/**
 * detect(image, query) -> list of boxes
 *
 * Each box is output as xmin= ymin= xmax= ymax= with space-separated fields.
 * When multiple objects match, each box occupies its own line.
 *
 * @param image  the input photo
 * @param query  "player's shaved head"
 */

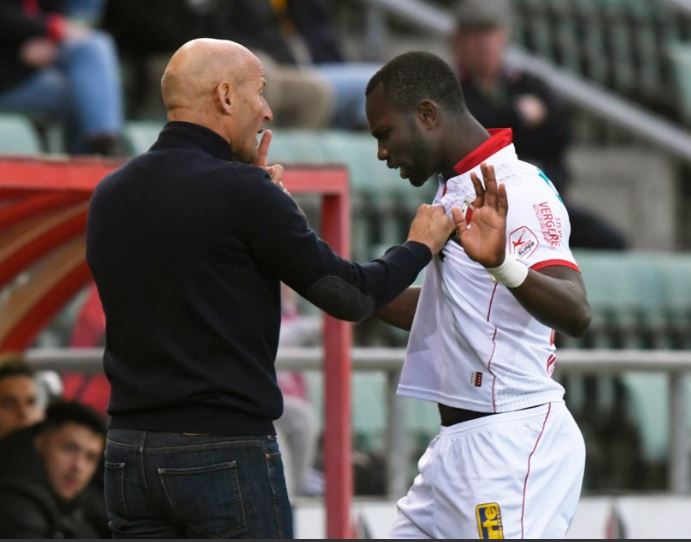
xmin=161 ymin=38 xmax=259 ymax=115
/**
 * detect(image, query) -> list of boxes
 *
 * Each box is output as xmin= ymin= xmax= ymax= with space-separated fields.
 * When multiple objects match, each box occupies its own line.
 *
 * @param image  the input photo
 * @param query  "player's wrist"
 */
xmin=486 ymin=255 xmax=529 ymax=288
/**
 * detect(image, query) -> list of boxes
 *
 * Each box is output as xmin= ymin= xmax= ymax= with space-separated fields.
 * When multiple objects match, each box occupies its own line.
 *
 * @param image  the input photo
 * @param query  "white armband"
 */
xmin=486 ymin=255 xmax=529 ymax=288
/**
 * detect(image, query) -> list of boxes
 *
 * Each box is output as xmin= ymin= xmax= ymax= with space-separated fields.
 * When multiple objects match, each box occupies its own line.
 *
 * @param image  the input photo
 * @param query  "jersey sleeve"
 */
xmin=504 ymin=182 xmax=579 ymax=272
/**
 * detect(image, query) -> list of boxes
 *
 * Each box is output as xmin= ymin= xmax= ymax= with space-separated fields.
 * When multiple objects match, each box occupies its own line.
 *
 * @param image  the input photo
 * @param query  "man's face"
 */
xmin=228 ymin=57 xmax=273 ymax=164
xmin=366 ymin=85 xmax=435 ymax=187
xmin=452 ymin=26 xmax=508 ymax=80
xmin=35 ymin=423 xmax=104 ymax=501
xmin=0 ymin=376 xmax=43 ymax=439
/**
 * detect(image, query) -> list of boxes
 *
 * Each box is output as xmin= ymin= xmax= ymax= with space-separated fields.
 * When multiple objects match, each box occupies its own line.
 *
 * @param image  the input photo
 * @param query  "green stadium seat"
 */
xmin=668 ymin=42 xmax=691 ymax=126
xmin=0 ymin=114 xmax=42 ymax=155
xmin=122 ymin=120 xmax=164 ymax=155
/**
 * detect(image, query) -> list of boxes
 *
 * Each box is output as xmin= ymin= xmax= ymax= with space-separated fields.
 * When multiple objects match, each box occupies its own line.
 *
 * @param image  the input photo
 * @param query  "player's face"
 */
xmin=366 ymin=85 xmax=436 ymax=187
xmin=227 ymin=58 xmax=273 ymax=164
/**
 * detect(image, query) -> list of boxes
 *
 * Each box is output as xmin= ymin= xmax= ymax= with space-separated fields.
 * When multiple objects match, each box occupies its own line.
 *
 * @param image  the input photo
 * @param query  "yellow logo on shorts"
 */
xmin=475 ymin=502 xmax=504 ymax=539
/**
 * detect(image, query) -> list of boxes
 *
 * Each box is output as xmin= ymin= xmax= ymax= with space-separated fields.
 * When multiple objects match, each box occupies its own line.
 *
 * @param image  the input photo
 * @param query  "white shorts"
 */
xmin=390 ymin=401 xmax=585 ymax=539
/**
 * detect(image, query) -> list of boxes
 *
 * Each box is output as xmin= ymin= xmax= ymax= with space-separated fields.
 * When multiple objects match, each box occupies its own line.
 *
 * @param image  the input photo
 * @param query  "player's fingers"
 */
xmin=470 ymin=172 xmax=485 ymax=208
xmin=482 ymin=163 xmax=497 ymax=209
xmin=255 ymin=129 xmax=272 ymax=168
xmin=497 ymin=183 xmax=509 ymax=218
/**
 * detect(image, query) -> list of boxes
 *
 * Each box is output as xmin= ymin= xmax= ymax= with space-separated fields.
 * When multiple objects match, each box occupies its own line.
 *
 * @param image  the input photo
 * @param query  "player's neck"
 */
xmin=440 ymin=114 xmax=489 ymax=178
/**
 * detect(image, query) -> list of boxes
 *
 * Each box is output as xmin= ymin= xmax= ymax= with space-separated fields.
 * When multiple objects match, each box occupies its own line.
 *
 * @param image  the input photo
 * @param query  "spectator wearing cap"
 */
xmin=451 ymin=0 xmax=627 ymax=249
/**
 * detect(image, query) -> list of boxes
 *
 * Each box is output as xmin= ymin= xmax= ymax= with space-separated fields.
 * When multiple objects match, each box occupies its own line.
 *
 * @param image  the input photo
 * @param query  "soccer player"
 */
xmin=366 ymin=51 xmax=591 ymax=539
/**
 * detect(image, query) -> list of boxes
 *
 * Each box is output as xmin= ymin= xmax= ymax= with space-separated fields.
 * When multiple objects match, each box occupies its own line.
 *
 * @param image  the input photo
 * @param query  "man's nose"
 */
xmin=264 ymin=102 xmax=274 ymax=123
xmin=16 ymin=404 xmax=31 ymax=421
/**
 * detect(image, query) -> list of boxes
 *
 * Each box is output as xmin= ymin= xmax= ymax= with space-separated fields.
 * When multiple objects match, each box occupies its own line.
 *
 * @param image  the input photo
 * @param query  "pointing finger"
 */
xmin=255 ymin=129 xmax=272 ymax=168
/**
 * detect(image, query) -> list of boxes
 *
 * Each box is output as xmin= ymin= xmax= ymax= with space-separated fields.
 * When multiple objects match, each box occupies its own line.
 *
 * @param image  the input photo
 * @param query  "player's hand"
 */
xmin=407 ymin=204 xmax=455 ymax=255
xmin=451 ymin=163 xmax=507 ymax=268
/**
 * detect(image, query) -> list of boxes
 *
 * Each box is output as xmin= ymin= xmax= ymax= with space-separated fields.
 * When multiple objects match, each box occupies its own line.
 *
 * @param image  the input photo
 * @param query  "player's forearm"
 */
xmin=510 ymin=267 xmax=590 ymax=337
xmin=375 ymin=286 xmax=421 ymax=331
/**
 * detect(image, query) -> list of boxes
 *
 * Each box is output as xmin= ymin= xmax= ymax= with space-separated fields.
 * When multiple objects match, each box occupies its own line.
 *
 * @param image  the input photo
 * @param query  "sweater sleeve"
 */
xmin=244 ymin=171 xmax=431 ymax=321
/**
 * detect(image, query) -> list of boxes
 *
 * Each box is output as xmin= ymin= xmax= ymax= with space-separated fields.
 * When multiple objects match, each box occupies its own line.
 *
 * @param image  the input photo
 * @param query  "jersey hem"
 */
xmin=396 ymin=385 xmax=565 ymax=412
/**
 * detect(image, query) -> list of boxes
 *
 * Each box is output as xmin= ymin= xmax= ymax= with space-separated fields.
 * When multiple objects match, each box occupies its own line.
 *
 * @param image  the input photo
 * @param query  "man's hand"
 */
xmin=407 ymin=204 xmax=455 ymax=255
xmin=515 ymin=94 xmax=547 ymax=127
xmin=63 ymin=20 xmax=89 ymax=42
xmin=20 ymin=38 xmax=58 ymax=67
xmin=255 ymin=129 xmax=291 ymax=196
xmin=451 ymin=163 xmax=507 ymax=268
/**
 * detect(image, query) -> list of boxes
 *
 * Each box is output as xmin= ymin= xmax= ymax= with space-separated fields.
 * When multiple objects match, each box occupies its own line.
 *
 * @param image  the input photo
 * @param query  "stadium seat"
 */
xmin=668 ymin=42 xmax=691 ymax=126
xmin=0 ymin=114 xmax=42 ymax=155
xmin=122 ymin=120 xmax=164 ymax=155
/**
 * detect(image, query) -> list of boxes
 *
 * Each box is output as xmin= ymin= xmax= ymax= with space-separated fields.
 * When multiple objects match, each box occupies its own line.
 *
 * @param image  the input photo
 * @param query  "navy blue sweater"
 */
xmin=86 ymin=121 xmax=431 ymax=435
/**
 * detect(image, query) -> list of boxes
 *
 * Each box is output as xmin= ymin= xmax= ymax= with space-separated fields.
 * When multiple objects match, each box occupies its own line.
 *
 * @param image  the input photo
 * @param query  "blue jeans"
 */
xmin=104 ymin=429 xmax=293 ymax=539
xmin=316 ymin=62 xmax=380 ymax=129
xmin=64 ymin=0 xmax=107 ymax=24
xmin=0 ymin=30 xmax=122 ymax=151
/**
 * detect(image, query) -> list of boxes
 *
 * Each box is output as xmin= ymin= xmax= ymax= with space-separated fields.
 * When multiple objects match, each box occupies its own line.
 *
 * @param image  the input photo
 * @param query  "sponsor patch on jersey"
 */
xmin=471 ymin=371 xmax=483 ymax=387
xmin=533 ymin=201 xmax=563 ymax=247
xmin=476 ymin=502 xmax=504 ymax=539
xmin=508 ymin=226 xmax=538 ymax=260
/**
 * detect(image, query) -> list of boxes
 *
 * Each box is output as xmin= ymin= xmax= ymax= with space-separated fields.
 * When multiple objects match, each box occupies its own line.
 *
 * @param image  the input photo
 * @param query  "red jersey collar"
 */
xmin=453 ymin=128 xmax=513 ymax=176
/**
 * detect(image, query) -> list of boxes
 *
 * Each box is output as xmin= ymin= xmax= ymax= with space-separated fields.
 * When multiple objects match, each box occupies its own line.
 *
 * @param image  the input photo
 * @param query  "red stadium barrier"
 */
xmin=0 ymin=156 xmax=353 ymax=538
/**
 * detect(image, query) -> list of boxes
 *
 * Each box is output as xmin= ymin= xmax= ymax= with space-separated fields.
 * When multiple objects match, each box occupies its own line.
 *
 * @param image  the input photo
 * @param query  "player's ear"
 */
xmin=417 ymin=99 xmax=438 ymax=129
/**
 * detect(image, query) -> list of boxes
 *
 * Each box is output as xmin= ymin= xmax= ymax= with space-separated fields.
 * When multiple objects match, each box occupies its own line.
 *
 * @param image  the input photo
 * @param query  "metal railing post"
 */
xmin=385 ymin=368 xmax=409 ymax=499
xmin=669 ymin=371 xmax=689 ymax=493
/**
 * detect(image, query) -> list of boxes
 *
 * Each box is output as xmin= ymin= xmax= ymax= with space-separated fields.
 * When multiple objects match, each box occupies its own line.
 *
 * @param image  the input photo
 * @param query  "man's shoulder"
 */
xmin=0 ymin=476 xmax=56 ymax=538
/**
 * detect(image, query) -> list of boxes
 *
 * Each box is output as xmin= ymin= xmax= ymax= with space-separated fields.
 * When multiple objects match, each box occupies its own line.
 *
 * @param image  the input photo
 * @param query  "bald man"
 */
xmin=87 ymin=39 xmax=453 ymax=538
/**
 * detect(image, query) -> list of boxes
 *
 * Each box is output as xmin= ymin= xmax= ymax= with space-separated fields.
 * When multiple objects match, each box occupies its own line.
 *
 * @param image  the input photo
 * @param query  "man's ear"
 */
xmin=216 ymin=81 xmax=233 ymax=114
xmin=417 ymin=99 xmax=438 ymax=129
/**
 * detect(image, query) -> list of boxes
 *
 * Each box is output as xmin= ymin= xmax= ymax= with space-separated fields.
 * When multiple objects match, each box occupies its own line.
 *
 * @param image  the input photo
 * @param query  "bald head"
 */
xmin=161 ymin=39 xmax=259 ymax=114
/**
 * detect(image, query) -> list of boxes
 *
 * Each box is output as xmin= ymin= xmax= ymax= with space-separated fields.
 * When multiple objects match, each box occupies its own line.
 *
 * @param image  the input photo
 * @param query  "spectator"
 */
xmin=0 ymin=401 xmax=107 ymax=538
xmin=0 ymin=0 xmax=124 ymax=155
xmin=276 ymin=284 xmax=321 ymax=498
xmin=451 ymin=0 xmax=627 ymax=249
xmin=222 ymin=0 xmax=378 ymax=129
xmin=0 ymin=356 xmax=44 ymax=440
xmin=102 ymin=0 xmax=333 ymax=127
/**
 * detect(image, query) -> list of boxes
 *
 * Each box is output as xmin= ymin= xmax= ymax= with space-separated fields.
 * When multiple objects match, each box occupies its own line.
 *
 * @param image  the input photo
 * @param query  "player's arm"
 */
xmin=502 ymin=264 xmax=589 ymax=337
xmin=375 ymin=286 xmax=421 ymax=331
xmin=452 ymin=163 xmax=590 ymax=337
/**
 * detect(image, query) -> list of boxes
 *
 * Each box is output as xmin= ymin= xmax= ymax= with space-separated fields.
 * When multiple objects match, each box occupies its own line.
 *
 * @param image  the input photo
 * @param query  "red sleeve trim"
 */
xmin=46 ymin=14 xmax=65 ymax=42
xmin=530 ymin=259 xmax=580 ymax=272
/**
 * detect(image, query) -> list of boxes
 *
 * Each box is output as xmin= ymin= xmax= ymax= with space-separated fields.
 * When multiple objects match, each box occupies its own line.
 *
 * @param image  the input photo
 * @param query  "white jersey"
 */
xmin=398 ymin=129 xmax=579 ymax=412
